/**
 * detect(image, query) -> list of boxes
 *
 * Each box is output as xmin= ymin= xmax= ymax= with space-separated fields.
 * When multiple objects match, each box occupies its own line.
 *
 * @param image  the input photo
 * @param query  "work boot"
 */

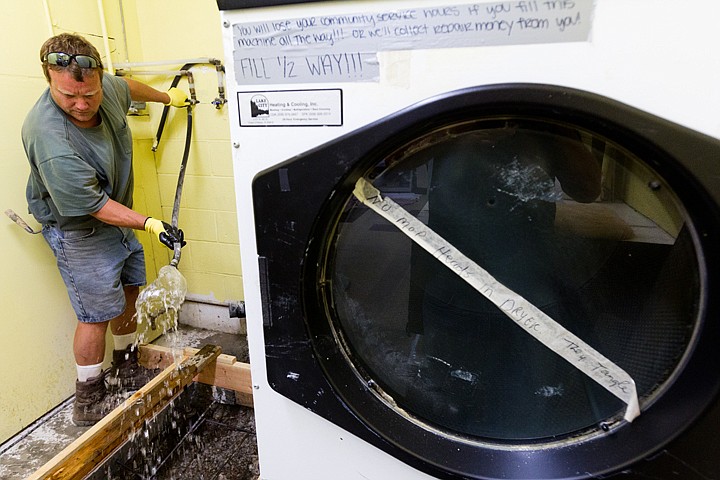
xmin=108 ymin=346 xmax=161 ymax=392
xmin=72 ymin=374 xmax=117 ymax=426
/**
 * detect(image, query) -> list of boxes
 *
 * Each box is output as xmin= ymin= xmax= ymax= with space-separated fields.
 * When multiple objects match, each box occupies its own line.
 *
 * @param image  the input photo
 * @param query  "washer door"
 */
xmin=253 ymin=84 xmax=720 ymax=479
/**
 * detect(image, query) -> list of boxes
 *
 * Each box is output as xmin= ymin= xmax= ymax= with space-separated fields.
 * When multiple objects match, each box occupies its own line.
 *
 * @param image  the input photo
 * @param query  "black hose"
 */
xmin=152 ymin=63 xmax=196 ymax=152
xmin=170 ymin=104 xmax=193 ymax=267
xmin=151 ymin=63 xmax=196 ymax=266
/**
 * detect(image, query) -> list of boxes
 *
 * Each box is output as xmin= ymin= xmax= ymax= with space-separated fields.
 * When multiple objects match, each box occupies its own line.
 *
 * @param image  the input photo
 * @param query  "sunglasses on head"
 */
xmin=43 ymin=52 xmax=101 ymax=69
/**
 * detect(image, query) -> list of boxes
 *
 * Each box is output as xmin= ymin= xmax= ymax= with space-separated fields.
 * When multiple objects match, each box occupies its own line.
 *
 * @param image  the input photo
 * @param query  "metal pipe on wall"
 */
xmin=41 ymin=0 xmax=54 ymax=37
xmin=115 ymin=69 xmax=192 ymax=77
xmin=115 ymin=61 xmax=226 ymax=109
xmin=114 ymin=69 xmax=198 ymax=104
xmin=114 ymin=58 xmax=221 ymax=68
xmin=97 ymin=0 xmax=113 ymax=72
xmin=117 ymin=0 xmax=130 ymax=64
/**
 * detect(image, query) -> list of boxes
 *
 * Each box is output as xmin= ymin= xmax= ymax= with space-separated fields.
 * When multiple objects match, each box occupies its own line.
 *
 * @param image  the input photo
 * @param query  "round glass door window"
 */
xmin=325 ymin=119 xmax=699 ymax=442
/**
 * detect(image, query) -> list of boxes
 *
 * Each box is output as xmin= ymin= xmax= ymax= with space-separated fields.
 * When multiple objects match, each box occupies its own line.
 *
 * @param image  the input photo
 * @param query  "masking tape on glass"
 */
xmin=353 ymin=177 xmax=640 ymax=422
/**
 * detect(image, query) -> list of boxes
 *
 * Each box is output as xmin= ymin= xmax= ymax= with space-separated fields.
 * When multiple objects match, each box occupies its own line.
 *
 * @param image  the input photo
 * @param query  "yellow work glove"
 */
xmin=144 ymin=217 xmax=186 ymax=250
xmin=165 ymin=87 xmax=189 ymax=107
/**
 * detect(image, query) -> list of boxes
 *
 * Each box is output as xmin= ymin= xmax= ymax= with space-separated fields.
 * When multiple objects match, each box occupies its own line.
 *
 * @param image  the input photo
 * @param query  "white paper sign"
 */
xmin=231 ymin=0 xmax=595 ymax=84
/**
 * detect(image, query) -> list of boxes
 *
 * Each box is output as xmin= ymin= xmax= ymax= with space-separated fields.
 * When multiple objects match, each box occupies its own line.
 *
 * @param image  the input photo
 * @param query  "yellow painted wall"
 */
xmin=0 ymin=0 xmax=239 ymax=444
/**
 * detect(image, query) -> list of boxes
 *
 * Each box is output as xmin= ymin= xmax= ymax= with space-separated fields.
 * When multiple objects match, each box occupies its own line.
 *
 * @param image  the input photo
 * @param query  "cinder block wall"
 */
xmin=125 ymin=0 xmax=242 ymax=303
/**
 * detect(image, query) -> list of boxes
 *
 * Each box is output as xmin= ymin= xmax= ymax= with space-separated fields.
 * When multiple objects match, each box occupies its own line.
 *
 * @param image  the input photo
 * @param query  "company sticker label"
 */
xmin=237 ymin=89 xmax=343 ymax=127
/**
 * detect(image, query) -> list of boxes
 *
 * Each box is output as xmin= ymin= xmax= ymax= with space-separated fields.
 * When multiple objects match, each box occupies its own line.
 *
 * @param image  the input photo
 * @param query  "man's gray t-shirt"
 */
xmin=22 ymin=74 xmax=133 ymax=230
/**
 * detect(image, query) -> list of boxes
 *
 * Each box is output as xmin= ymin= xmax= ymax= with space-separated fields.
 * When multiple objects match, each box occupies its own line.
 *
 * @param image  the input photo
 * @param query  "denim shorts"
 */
xmin=42 ymin=224 xmax=146 ymax=323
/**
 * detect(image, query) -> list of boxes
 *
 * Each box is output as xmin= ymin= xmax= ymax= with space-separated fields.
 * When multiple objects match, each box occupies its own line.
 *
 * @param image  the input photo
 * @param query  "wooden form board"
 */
xmin=28 ymin=345 xmax=222 ymax=480
xmin=138 ymin=343 xmax=253 ymax=405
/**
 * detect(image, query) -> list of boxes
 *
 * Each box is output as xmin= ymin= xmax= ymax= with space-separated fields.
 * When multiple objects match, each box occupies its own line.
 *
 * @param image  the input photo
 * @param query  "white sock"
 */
xmin=76 ymin=363 xmax=103 ymax=382
xmin=113 ymin=332 xmax=136 ymax=351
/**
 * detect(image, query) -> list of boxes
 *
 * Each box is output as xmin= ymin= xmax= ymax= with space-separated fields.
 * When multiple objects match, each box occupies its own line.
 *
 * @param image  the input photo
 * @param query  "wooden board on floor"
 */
xmin=28 ymin=345 xmax=222 ymax=480
xmin=138 ymin=343 xmax=253 ymax=406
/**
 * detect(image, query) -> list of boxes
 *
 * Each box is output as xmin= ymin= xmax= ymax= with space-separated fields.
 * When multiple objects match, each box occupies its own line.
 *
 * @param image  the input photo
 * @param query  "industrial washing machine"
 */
xmin=218 ymin=0 xmax=720 ymax=478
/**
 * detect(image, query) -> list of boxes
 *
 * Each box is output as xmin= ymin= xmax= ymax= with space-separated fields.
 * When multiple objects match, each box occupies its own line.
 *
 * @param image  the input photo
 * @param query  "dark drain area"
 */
xmin=90 ymin=382 xmax=259 ymax=480
xmin=0 ymin=328 xmax=257 ymax=480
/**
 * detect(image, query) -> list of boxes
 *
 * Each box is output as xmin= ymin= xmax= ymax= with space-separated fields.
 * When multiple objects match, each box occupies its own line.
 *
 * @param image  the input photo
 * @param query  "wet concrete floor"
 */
xmin=0 ymin=326 xmax=258 ymax=480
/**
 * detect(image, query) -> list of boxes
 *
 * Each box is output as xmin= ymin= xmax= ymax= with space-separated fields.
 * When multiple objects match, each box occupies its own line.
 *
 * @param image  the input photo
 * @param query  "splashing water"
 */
xmin=135 ymin=265 xmax=188 ymax=337
xmin=110 ymin=266 xmax=190 ymax=477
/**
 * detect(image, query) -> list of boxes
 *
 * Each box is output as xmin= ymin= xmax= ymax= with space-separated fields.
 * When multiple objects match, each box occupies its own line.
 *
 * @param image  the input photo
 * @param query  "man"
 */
xmin=22 ymin=33 xmax=189 ymax=426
